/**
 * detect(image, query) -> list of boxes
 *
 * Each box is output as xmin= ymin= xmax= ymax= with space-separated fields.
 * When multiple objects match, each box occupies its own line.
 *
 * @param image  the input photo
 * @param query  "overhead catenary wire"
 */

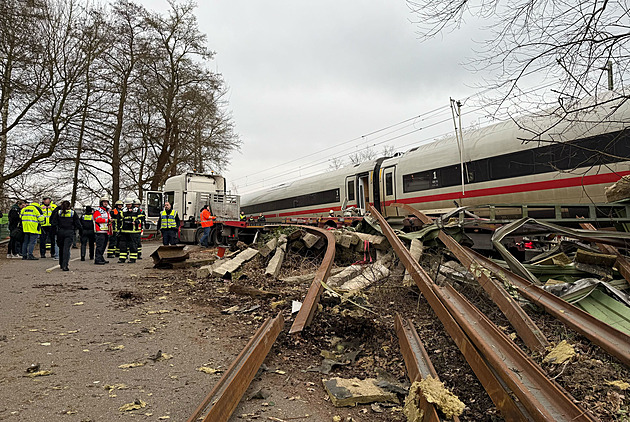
xmin=237 ymin=81 xmax=562 ymax=192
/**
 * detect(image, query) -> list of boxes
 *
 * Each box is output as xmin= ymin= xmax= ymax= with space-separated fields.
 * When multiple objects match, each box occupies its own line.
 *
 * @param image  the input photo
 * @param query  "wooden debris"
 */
xmin=535 ymin=252 xmax=572 ymax=266
xmin=229 ymin=284 xmax=280 ymax=297
xmin=574 ymin=249 xmax=617 ymax=267
xmin=212 ymin=248 xmax=259 ymax=277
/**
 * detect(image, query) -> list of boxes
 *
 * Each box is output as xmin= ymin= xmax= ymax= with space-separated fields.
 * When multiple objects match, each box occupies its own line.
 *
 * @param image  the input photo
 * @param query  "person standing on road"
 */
xmin=118 ymin=198 xmax=140 ymax=263
xmin=132 ymin=198 xmax=145 ymax=259
xmin=199 ymin=205 xmax=216 ymax=247
xmin=108 ymin=200 xmax=123 ymax=258
xmin=79 ymin=206 xmax=95 ymax=261
xmin=20 ymin=200 xmax=45 ymax=260
xmin=157 ymin=201 xmax=180 ymax=245
xmin=51 ymin=200 xmax=81 ymax=271
xmin=7 ymin=200 xmax=23 ymax=258
xmin=93 ymin=196 xmax=111 ymax=265
xmin=39 ymin=196 xmax=58 ymax=258
xmin=7 ymin=200 xmax=25 ymax=258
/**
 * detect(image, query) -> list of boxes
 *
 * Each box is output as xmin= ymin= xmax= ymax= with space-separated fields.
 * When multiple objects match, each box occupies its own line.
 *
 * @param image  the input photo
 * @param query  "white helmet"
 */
xmin=124 ymin=197 xmax=134 ymax=205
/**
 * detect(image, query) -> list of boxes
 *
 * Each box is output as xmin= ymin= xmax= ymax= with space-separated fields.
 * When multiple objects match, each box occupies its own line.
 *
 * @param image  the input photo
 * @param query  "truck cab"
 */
xmin=145 ymin=172 xmax=240 ymax=244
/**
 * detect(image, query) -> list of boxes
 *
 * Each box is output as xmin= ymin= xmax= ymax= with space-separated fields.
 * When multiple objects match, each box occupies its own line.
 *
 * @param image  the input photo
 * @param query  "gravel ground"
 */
xmin=0 ymin=241 xmax=342 ymax=422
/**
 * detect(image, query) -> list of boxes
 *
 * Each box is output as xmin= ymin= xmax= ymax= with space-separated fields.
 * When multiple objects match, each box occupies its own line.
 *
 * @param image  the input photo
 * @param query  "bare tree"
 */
xmin=407 ymin=0 xmax=630 ymax=118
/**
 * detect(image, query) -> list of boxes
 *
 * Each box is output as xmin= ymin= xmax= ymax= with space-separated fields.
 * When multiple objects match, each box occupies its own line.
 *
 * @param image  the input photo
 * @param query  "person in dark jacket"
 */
xmin=51 ymin=201 xmax=81 ymax=271
xmin=7 ymin=200 xmax=25 ymax=258
xmin=79 ymin=206 xmax=95 ymax=261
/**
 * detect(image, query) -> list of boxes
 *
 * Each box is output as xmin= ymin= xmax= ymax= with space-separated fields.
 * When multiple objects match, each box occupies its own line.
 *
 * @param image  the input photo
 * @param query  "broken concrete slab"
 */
xmin=212 ymin=248 xmax=259 ymax=277
xmin=328 ymin=265 xmax=366 ymax=288
xmin=353 ymin=232 xmax=389 ymax=250
xmin=322 ymin=377 xmax=399 ymax=407
xmin=302 ymin=233 xmax=320 ymax=248
xmin=280 ymin=268 xmax=344 ymax=284
xmin=403 ymin=239 xmax=424 ymax=286
xmin=265 ymin=241 xmax=286 ymax=279
xmin=196 ymin=259 xmax=227 ymax=278
xmin=339 ymin=262 xmax=390 ymax=292
xmin=259 ymin=237 xmax=278 ymax=258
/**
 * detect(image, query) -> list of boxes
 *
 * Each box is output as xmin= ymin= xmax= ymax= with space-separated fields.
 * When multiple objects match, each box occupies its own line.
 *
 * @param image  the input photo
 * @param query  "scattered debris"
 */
xmin=417 ymin=376 xmax=465 ymax=419
xmin=197 ymin=366 xmax=222 ymax=374
xmin=118 ymin=399 xmax=147 ymax=412
xmin=322 ymin=377 xmax=399 ymax=407
xmin=544 ymin=340 xmax=577 ymax=364
xmin=118 ymin=362 xmax=145 ymax=369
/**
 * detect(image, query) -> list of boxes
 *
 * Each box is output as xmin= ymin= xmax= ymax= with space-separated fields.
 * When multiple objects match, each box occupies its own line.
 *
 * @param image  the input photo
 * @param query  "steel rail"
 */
xmin=187 ymin=311 xmax=285 ymax=422
xmin=392 ymin=203 xmax=549 ymax=352
xmin=372 ymin=204 xmax=597 ymax=421
xmin=367 ymin=204 xmax=529 ymax=421
xmin=395 ymin=314 xmax=460 ymax=422
xmin=580 ymin=222 xmax=630 ymax=283
xmin=438 ymin=282 xmax=595 ymax=421
xmin=466 ymin=246 xmax=630 ymax=367
xmin=288 ymin=225 xmax=336 ymax=334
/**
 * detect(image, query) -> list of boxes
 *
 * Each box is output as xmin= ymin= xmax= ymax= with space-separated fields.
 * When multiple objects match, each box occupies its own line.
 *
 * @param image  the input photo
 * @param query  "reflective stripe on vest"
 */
xmin=20 ymin=204 xmax=43 ymax=234
xmin=160 ymin=210 xmax=177 ymax=229
xmin=83 ymin=215 xmax=93 ymax=221
xmin=41 ymin=203 xmax=57 ymax=226
xmin=59 ymin=210 xmax=74 ymax=218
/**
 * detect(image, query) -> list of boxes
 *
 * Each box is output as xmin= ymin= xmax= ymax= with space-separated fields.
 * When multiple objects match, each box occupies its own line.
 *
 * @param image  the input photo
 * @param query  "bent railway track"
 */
xmin=369 ymin=203 xmax=596 ymax=421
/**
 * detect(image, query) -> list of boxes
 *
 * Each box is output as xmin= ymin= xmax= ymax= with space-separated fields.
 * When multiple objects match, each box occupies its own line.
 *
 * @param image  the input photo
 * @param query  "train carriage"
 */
xmin=242 ymin=94 xmax=630 ymax=220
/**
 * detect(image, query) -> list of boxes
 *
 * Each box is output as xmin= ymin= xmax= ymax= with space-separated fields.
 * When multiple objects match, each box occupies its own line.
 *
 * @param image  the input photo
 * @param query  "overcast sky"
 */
xmin=138 ymin=1 xmax=493 ymax=194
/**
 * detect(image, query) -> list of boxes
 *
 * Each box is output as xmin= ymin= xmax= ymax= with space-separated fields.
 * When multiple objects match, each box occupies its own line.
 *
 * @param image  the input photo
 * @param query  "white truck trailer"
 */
xmin=144 ymin=172 xmax=241 ymax=245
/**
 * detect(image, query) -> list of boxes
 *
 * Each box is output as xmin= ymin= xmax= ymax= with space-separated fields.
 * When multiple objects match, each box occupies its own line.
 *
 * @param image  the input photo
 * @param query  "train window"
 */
xmin=385 ymin=173 xmax=393 ymax=196
xmin=490 ymin=150 xmax=535 ymax=179
xmin=440 ymin=165 xmax=461 ymax=188
xmin=347 ymin=180 xmax=355 ymax=201
xmin=403 ymin=170 xmax=436 ymax=193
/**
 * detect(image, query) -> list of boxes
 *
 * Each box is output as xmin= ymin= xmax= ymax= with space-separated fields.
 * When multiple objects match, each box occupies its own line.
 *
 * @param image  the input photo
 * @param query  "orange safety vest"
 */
xmin=200 ymin=209 xmax=216 ymax=228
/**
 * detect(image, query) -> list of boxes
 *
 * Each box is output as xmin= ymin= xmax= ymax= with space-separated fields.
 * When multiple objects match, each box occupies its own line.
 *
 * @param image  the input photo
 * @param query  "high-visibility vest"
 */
xmin=20 ymin=203 xmax=44 ymax=234
xmin=200 ymin=209 xmax=215 ymax=227
xmin=83 ymin=214 xmax=93 ymax=221
xmin=160 ymin=210 xmax=178 ymax=229
xmin=40 ymin=202 xmax=57 ymax=227
xmin=93 ymin=207 xmax=111 ymax=233
xmin=59 ymin=210 xmax=74 ymax=218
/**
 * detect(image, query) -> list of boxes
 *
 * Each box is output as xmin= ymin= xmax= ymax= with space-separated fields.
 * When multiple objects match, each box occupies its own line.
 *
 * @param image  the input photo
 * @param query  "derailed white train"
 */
xmin=242 ymin=95 xmax=630 ymax=219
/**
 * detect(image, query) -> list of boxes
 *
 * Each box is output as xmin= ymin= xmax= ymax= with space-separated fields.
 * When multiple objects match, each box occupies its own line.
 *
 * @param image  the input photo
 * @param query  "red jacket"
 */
xmin=200 ymin=209 xmax=216 ymax=228
xmin=93 ymin=206 xmax=112 ymax=234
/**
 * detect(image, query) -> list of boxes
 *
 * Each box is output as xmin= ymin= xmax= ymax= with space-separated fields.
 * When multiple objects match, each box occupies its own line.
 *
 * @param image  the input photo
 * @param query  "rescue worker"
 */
xmin=258 ymin=213 xmax=266 ymax=223
xmin=20 ymin=200 xmax=45 ymax=260
xmin=199 ymin=205 xmax=216 ymax=247
xmin=239 ymin=210 xmax=246 ymax=221
xmin=108 ymin=200 xmax=124 ymax=258
xmin=119 ymin=198 xmax=140 ymax=263
xmin=132 ymin=198 xmax=145 ymax=259
xmin=157 ymin=201 xmax=180 ymax=245
xmin=79 ymin=206 xmax=95 ymax=261
xmin=93 ymin=196 xmax=111 ymax=265
xmin=7 ymin=200 xmax=25 ymax=258
xmin=51 ymin=200 xmax=81 ymax=271
xmin=39 ymin=196 xmax=58 ymax=258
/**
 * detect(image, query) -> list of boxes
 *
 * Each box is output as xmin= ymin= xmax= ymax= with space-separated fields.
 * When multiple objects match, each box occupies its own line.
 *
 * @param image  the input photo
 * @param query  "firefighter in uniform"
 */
xmin=21 ymin=200 xmax=45 ymax=260
xmin=79 ymin=206 xmax=95 ymax=261
xmin=39 ymin=196 xmax=58 ymax=258
xmin=132 ymin=198 xmax=145 ymax=259
xmin=51 ymin=200 xmax=81 ymax=271
xmin=119 ymin=198 xmax=140 ymax=263
xmin=108 ymin=200 xmax=124 ymax=257
xmin=157 ymin=201 xmax=180 ymax=245
xmin=93 ymin=196 xmax=111 ymax=265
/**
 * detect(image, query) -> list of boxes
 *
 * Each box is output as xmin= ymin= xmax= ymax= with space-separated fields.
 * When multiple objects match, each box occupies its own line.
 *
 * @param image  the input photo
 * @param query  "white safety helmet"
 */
xmin=99 ymin=196 xmax=110 ymax=206
xmin=124 ymin=197 xmax=134 ymax=205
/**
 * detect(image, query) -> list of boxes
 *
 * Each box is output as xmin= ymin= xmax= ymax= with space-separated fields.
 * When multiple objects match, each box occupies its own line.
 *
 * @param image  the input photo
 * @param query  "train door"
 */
xmin=345 ymin=176 xmax=357 ymax=211
xmin=357 ymin=173 xmax=369 ymax=214
xmin=381 ymin=166 xmax=398 ymax=216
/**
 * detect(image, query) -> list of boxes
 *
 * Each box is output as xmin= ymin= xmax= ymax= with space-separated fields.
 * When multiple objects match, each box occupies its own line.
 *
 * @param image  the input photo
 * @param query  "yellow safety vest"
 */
xmin=160 ymin=210 xmax=178 ymax=229
xmin=41 ymin=202 xmax=57 ymax=227
xmin=20 ymin=203 xmax=44 ymax=234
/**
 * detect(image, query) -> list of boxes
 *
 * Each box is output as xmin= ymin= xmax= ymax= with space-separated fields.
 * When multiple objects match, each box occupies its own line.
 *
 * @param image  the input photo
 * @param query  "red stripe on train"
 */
xmin=275 ymin=171 xmax=630 ymax=217
xmin=382 ymin=171 xmax=630 ymax=207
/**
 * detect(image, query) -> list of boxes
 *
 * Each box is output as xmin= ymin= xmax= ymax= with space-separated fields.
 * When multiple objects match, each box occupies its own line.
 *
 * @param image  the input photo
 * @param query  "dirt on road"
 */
xmin=0 ymin=241 xmax=355 ymax=422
